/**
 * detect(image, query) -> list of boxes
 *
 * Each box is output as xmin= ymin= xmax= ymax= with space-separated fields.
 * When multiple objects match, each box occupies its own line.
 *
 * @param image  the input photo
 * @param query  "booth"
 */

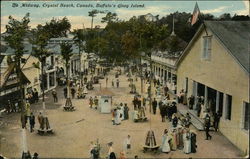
xmin=95 ymin=88 xmax=114 ymax=114
xmin=99 ymin=95 xmax=112 ymax=113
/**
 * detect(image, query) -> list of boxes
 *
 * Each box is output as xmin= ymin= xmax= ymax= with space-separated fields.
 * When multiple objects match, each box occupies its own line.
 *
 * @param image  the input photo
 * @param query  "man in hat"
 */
xmin=204 ymin=114 xmax=212 ymax=140
xmin=29 ymin=112 xmax=35 ymax=132
xmin=152 ymin=98 xmax=157 ymax=115
xmin=52 ymin=89 xmax=58 ymax=103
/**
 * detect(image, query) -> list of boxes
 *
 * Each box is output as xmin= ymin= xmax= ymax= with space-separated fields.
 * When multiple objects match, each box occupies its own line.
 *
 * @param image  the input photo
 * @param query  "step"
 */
xmin=178 ymin=107 xmax=205 ymax=131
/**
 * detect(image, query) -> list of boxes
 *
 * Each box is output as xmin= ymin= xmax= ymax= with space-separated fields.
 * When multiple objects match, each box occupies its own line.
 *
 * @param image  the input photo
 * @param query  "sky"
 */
xmin=1 ymin=0 xmax=249 ymax=33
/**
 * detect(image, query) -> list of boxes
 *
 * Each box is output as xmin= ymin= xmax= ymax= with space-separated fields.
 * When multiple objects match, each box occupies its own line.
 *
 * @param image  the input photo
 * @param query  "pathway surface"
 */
xmin=0 ymin=68 xmax=243 ymax=158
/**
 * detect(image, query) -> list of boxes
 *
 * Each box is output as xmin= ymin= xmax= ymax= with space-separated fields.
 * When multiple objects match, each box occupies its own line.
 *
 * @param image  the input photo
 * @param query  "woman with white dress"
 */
xmin=120 ymin=104 xmax=125 ymax=121
xmin=114 ymin=109 xmax=121 ymax=125
xmin=183 ymin=128 xmax=191 ymax=154
xmin=161 ymin=129 xmax=171 ymax=153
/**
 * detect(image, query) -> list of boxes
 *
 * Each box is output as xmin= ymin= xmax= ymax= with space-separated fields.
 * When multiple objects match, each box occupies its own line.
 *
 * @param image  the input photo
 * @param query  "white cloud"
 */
xmin=232 ymin=0 xmax=249 ymax=15
xmin=0 ymin=15 xmax=107 ymax=33
xmin=116 ymin=6 xmax=171 ymax=20
xmin=202 ymin=6 xmax=231 ymax=14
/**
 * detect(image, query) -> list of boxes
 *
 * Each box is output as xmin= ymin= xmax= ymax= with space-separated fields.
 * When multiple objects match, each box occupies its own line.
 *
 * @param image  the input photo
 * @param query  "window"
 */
xmin=224 ymin=94 xmax=232 ymax=120
xmin=243 ymin=102 xmax=249 ymax=130
xmin=202 ymin=36 xmax=212 ymax=60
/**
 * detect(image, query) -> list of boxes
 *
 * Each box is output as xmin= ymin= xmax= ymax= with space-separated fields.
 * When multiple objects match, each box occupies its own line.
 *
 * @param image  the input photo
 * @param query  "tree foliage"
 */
xmin=4 ymin=13 xmax=30 ymax=59
xmin=101 ymin=12 xmax=118 ymax=23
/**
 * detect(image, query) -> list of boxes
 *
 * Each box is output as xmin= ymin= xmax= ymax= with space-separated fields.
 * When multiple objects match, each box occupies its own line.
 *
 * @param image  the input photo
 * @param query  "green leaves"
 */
xmin=4 ymin=13 xmax=30 ymax=58
xmin=101 ymin=12 xmax=118 ymax=23
xmin=60 ymin=42 xmax=73 ymax=66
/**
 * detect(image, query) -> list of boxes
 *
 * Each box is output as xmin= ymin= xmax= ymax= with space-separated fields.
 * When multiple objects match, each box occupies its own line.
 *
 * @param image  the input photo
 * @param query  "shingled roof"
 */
xmin=205 ymin=21 xmax=250 ymax=73
xmin=177 ymin=21 xmax=250 ymax=73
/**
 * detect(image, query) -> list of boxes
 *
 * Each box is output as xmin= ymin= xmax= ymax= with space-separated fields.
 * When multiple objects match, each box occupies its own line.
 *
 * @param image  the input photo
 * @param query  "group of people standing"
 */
xmin=89 ymin=96 xmax=99 ymax=109
xmin=161 ymin=127 xmax=197 ymax=154
xmin=112 ymin=103 xmax=129 ymax=125
xmin=152 ymin=97 xmax=178 ymax=122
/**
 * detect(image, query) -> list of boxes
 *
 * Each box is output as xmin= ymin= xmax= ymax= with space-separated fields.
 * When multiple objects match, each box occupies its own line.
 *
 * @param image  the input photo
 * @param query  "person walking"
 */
xmin=21 ymin=113 xmax=27 ymax=129
xmin=52 ymin=89 xmax=58 ymax=103
xmin=159 ymin=101 xmax=166 ymax=122
xmin=34 ymin=88 xmax=39 ymax=103
xmin=29 ymin=112 xmax=35 ymax=132
xmin=25 ymin=100 xmax=31 ymax=121
xmin=124 ymin=135 xmax=131 ymax=154
xmin=89 ymin=97 xmax=93 ymax=108
xmin=116 ymin=78 xmax=120 ymax=88
xmin=63 ymin=87 xmax=67 ymax=99
xmin=71 ymin=87 xmax=76 ymax=99
xmin=152 ymin=98 xmax=157 ymax=115
xmin=204 ymin=114 xmax=212 ymax=140
xmin=124 ymin=103 xmax=129 ymax=120
xmin=94 ymin=96 xmax=99 ymax=109
xmin=37 ymin=112 xmax=43 ymax=129
xmin=106 ymin=77 xmax=108 ymax=88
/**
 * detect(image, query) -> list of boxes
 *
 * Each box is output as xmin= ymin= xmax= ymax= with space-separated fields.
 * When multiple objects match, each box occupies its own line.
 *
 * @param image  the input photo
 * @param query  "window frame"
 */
xmin=242 ymin=101 xmax=250 ymax=131
xmin=201 ymin=35 xmax=212 ymax=60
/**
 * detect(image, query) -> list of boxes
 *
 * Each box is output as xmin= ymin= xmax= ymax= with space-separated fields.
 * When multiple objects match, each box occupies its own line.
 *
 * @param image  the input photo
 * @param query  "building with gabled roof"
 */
xmin=176 ymin=21 xmax=249 ymax=154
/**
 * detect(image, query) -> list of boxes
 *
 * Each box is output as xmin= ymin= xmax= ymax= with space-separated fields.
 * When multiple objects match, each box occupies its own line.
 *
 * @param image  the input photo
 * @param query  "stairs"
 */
xmin=177 ymin=105 xmax=205 ymax=131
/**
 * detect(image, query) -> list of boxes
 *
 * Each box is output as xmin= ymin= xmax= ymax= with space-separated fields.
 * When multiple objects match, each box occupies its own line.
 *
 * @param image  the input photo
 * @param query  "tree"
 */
xmin=4 ymin=13 xmax=30 ymax=114
xmin=30 ymin=27 xmax=51 ymax=112
xmin=101 ymin=12 xmax=118 ymax=24
xmin=121 ymin=31 xmax=140 ymax=59
xmin=72 ymin=29 xmax=85 ymax=85
xmin=43 ymin=17 xmax=71 ymax=37
xmin=60 ymin=42 xmax=73 ymax=100
xmin=88 ymin=10 xmax=99 ymax=29
xmin=219 ymin=13 xmax=231 ymax=20
xmin=30 ymin=17 xmax=71 ymax=114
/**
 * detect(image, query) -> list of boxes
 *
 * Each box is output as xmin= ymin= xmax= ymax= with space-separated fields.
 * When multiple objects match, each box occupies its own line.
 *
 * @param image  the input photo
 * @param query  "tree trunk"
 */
xmin=91 ymin=17 xmax=94 ymax=30
xmin=66 ymin=61 xmax=70 ymax=98
xmin=41 ymin=59 xmax=46 ymax=114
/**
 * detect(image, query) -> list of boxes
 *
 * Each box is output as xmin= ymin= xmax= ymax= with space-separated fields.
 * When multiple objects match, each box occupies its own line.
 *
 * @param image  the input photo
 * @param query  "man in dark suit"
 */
xmin=152 ymin=98 xmax=157 ymax=114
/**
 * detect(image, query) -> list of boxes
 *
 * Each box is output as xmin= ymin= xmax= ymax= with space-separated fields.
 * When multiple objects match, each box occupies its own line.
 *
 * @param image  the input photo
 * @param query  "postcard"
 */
xmin=0 ymin=0 xmax=249 ymax=158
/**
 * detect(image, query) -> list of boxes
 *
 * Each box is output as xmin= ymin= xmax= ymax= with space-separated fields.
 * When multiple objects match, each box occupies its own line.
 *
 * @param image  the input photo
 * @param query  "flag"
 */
xmin=191 ymin=2 xmax=200 ymax=25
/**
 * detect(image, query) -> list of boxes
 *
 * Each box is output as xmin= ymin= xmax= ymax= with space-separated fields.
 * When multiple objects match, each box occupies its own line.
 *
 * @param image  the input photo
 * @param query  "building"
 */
xmin=0 ymin=33 xmax=57 ymax=99
xmin=149 ymin=33 xmax=187 ymax=93
xmin=176 ymin=21 xmax=249 ymax=154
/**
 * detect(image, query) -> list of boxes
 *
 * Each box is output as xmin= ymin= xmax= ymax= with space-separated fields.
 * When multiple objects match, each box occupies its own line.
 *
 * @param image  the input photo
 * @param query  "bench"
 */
xmin=143 ymin=145 xmax=160 ymax=153
xmin=63 ymin=106 xmax=75 ymax=111
xmin=38 ymin=128 xmax=53 ymax=135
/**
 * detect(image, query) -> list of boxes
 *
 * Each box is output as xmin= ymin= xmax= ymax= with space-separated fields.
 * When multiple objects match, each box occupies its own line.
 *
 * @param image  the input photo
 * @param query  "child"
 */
xmin=124 ymin=135 xmax=131 ymax=154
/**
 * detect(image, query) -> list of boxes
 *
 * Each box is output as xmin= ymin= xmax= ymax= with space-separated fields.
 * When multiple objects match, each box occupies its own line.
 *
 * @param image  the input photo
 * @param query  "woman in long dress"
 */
xmin=170 ymin=129 xmax=177 ymax=151
xmin=183 ymin=128 xmax=191 ymax=154
xmin=120 ymin=104 xmax=125 ymax=121
xmin=114 ymin=109 xmax=121 ymax=125
xmin=161 ymin=129 xmax=171 ymax=153
xmin=200 ymin=103 xmax=206 ymax=119
xmin=177 ymin=127 xmax=184 ymax=150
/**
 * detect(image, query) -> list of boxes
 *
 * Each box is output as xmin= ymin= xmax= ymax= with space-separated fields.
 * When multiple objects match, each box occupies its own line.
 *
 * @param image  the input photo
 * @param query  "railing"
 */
xmin=151 ymin=55 xmax=177 ymax=66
